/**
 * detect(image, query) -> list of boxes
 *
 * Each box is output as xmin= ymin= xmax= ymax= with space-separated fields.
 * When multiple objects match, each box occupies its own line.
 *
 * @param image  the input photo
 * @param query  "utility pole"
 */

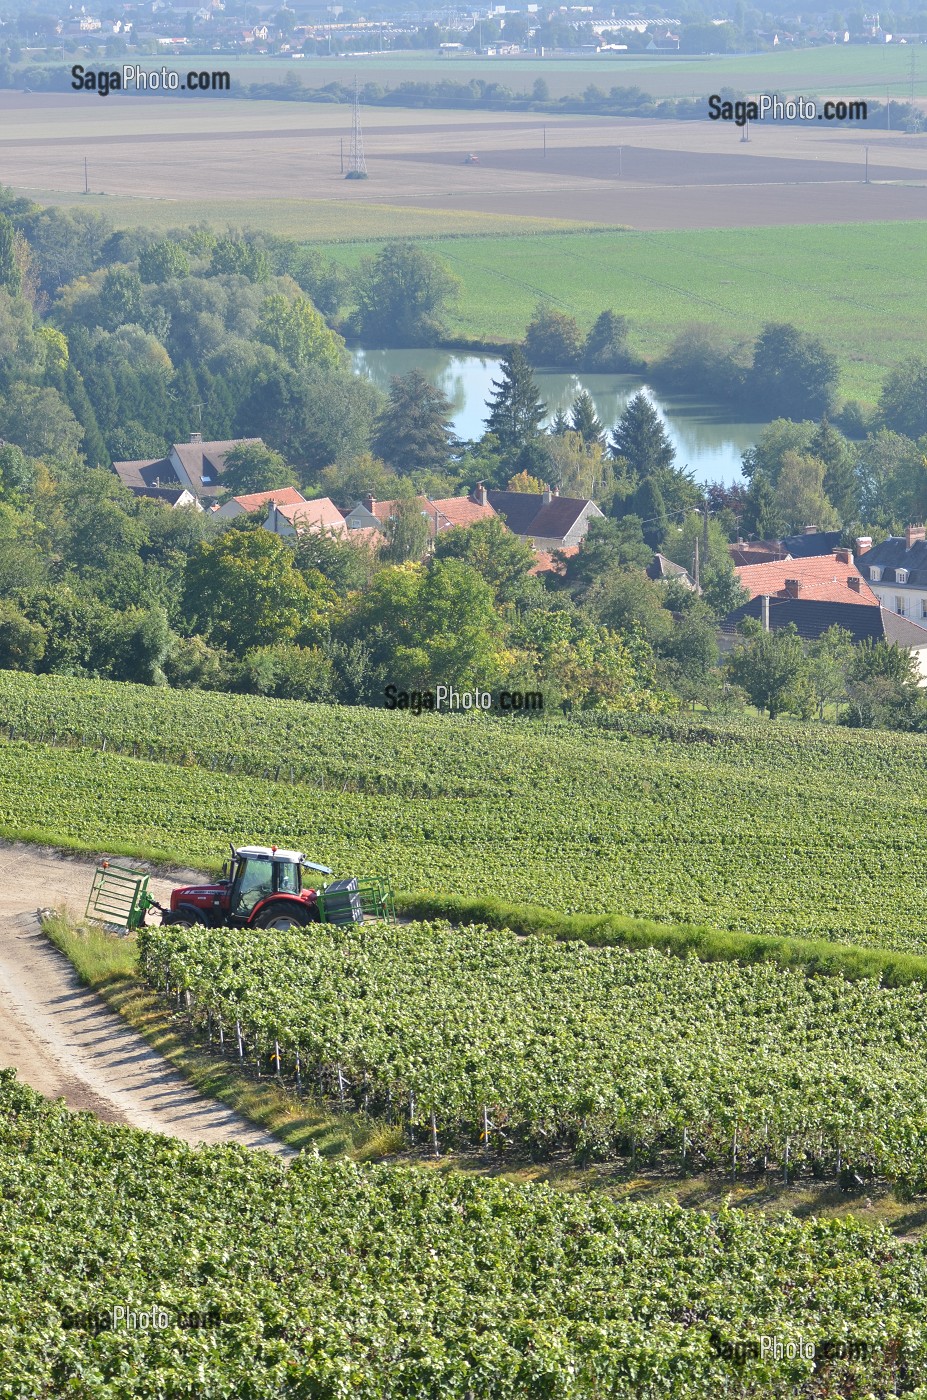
xmin=702 ymin=500 xmax=709 ymax=565
xmin=617 ymin=145 xmax=622 ymax=177
xmin=340 ymin=137 xmax=344 ymax=174
xmin=693 ymin=535 xmax=700 ymax=592
xmin=864 ymin=145 xmax=869 ymax=184
xmin=543 ymin=124 xmax=546 ymax=156
xmin=83 ymin=156 xmax=89 ymax=195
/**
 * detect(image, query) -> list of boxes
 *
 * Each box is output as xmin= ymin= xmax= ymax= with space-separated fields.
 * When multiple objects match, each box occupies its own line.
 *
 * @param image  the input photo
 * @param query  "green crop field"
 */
xmin=4 ymin=1071 xmax=924 ymax=1397
xmin=323 ymin=221 xmax=923 ymax=404
xmin=21 ymin=192 xmax=590 ymax=242
xmin=143 ymin=917 xmax=927 ymax=1190
xmin=115 ymin=47 xmax=927 ymax=101
xmin=4 ymin=672 xmax=927 ymax=953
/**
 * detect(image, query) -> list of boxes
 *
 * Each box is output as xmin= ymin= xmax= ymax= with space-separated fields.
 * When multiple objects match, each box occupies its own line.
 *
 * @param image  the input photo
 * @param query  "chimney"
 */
xmin=190 ymin=431 xmax=203 ymax=444
xmin=471 ymin=481 xmax=488 ymax=507
xmin=364 ymin=494 xmax=376 ymax=514
xmin=542 ymin=484 xmax=553 ymax=504
xmin=855 ymin=536 xmax=873 ymax=555
xmin=848 ymin=575 xmax=861 ymax=592
xmin=761 ymin=594 xmax=770 ymax=631
xmin=803 ymin=524 xmax=817 ymax=535
xmin=905 ymin=524 xmax=926 ymax=549
xmin=552 ymin=485 xmax=559 ymax=497
xmin=835 ymin=548 xmax=852 ymax=565
xmin=784 ymin=578 xmax=801 ymax=598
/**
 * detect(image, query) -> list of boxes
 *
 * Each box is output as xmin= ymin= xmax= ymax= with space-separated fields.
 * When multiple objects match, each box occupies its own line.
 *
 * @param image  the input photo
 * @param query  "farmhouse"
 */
xmin=112 ymin=434 xmax=264 ymax=504
xmin=854 ymin=527 xmax=927 ymax=623
xmin=485 ymin=484 xmax=604 ymax=550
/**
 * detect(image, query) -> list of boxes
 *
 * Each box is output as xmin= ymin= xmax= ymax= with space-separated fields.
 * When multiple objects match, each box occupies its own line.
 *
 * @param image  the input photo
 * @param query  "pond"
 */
xmin=352 ymin=348 xmax=765 ymax=487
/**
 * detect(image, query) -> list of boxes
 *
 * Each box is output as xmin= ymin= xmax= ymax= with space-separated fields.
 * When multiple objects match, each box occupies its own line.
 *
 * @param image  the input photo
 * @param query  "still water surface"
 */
xmin=353 ymin=348 xmax=765 ymax=486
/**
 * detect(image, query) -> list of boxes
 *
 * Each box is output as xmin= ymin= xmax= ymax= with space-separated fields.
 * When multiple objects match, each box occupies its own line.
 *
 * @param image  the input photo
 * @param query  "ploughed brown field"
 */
xmin=2 ymin=92 xmax=926 ymax=230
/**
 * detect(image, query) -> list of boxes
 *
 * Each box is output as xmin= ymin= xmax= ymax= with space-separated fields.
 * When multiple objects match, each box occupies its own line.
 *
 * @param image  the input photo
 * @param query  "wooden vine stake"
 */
xmin=430 ymin=1110 xmax=439 ymax=1158
xmin=236 ymin=1020 xmax=244 ymax=1061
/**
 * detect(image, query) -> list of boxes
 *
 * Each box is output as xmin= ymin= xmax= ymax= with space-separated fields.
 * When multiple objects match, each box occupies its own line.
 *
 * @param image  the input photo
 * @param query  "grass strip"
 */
xmin=41 ymin=913 xmax=403 ymax=1162
xmin=396 ymin=891 xmax=927 ymax=988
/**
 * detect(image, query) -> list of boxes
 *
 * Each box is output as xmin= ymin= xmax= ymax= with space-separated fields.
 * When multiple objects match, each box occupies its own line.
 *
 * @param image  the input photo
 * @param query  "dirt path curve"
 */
xmin=0 ymin=841 xmax=291 ymax=1156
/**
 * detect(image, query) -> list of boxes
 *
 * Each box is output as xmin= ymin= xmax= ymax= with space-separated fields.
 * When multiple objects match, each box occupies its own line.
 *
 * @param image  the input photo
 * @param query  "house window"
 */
xmin=869 ymin=566 xmax=882 ymax=581
xmin=896 ymin=596 xmax=905 ymax=614
xmin=921 ymin=599 xmax=927 ymax=619
xmin=898 ymin=569 xmax=909 ymax=583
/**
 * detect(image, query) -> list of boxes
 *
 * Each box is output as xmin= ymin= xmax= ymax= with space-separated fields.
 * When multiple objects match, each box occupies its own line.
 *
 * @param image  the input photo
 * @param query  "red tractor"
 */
xmin=158 ymin=846 xmax=394 ymax=932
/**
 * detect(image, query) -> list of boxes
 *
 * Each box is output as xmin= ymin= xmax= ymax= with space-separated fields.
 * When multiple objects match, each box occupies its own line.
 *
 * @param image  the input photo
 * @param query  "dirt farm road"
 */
xmin=0 ymin=841 xmax=289 ymax=1155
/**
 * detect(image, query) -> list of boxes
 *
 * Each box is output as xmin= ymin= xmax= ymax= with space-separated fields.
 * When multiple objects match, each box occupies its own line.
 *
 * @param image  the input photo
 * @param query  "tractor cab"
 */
xmin=226 ymin=846 xmax=330 ymax=919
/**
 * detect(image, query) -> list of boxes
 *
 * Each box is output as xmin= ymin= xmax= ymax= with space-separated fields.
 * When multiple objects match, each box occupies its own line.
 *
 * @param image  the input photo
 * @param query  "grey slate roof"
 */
xmin=780 ymin=531 xmax=843 ymax=559
xmin=111 ymin=456 xmax=178 ymax=495
xmin=857 ymin=536 xmax=927 ymax=587
xmin=723 ymin=595 xmax=927 ymax=646
xmin=486 ymin=490 xmax=594 ymax=540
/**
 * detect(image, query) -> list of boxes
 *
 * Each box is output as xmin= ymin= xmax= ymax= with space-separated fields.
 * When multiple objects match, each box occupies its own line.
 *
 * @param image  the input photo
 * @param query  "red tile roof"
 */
xmin=430 ymin=496 xmax=499 ymax=529
xmin=274 ymin=498 xmax=347 ymax=533
xmin=529 ymin=545 xmax=579 ymax=576
xmin=735 ymin=554 xmax=878 ymax=606
xmin=232 ymin=487 xmax=306 ymax=513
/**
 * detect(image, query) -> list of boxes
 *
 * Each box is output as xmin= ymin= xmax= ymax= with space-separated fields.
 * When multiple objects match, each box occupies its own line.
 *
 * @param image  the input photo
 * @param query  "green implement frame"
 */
xmin=85 ymin=864 xmax=154 ymax=931
xmin=317 ymin=876 xmax=395 ymax=927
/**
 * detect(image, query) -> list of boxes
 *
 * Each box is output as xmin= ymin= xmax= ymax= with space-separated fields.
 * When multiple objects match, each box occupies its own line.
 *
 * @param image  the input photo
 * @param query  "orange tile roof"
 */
xmin=232 ymin=486 xmax=307 ymax=513
xmin=529 ymin=545 xmax=579 ymax=576
xmin=430 ymin=497 xmax=499 ymax=529
xmin=275 ymin=498 xmax=348 ymax=533
xmin=735 ymin=555 xmax=878 ymax=606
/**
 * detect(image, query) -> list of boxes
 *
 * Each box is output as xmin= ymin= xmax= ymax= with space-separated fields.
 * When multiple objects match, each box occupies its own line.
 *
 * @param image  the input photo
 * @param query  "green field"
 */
xmin=6 ymin=673 xmax=927 ymax=953
xmin=322 ymin=222 xmax=922 ymax=403
xmin=22 ymin=192 xmax=592 ymax=242
xmin=126 ymin=46 xmax=927 ymax=101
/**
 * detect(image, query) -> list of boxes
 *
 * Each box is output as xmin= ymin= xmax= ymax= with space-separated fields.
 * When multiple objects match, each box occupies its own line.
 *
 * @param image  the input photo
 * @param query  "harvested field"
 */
xmin=2 ymin=94 xmax=926 ymax=232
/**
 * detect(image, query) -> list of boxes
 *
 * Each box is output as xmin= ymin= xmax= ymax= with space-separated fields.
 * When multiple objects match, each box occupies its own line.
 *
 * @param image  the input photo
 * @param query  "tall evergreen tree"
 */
xmin=549 ymin=408 xmax=569 ymax=436
xmin=63 ymin=365 xmax=108 ymax=467
xmin=609 ymin=392 xmax=675 ymax=480
xmin=569 ymin=390 xmax=604 ymax=447
xmin=630 ymin=475 xmax=669 ymax=549
xmin=484 ymin=347 xmax=546 ymax=453
xmin=373 ymin=370 xmax=455 ymax=476
xmin=0 ymin=214 xmax=20 ymax=298
xmin=810 ymin=416 xmax=858 ymax=522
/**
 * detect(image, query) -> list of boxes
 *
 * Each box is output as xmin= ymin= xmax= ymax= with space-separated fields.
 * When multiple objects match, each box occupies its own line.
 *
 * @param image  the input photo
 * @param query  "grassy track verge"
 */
xmin=42 ymin=914 xmax=403 ymax=1161
xmin=397 ymin=891 xmax=927 ymax=989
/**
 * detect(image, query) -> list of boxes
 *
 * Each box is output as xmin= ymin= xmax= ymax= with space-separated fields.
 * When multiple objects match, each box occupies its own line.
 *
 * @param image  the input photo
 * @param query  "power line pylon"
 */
xmin=346 ymin=77 xmax=368 ymax=180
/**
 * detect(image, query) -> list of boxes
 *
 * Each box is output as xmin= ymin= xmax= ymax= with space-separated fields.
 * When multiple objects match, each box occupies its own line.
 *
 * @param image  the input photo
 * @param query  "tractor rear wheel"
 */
xmin=254 ymin=906 xmax=312 ymax=932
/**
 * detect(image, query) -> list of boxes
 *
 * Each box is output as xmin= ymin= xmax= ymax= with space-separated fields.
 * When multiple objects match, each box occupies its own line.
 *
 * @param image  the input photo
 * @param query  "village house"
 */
xmin=214 ymin=486 xmax=308 ymax=520
xmin=484 ymin=484 xmax=604 ymax=550
xmin=854 ymin=527 xmax=927 ymax=623
xmin=112 ymin=434 xmax=263 ymax=505
xmin=343 ymin=484 xmax=498 ymax=541
xmin=733 ymin=551 xmax=878 ymax=607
